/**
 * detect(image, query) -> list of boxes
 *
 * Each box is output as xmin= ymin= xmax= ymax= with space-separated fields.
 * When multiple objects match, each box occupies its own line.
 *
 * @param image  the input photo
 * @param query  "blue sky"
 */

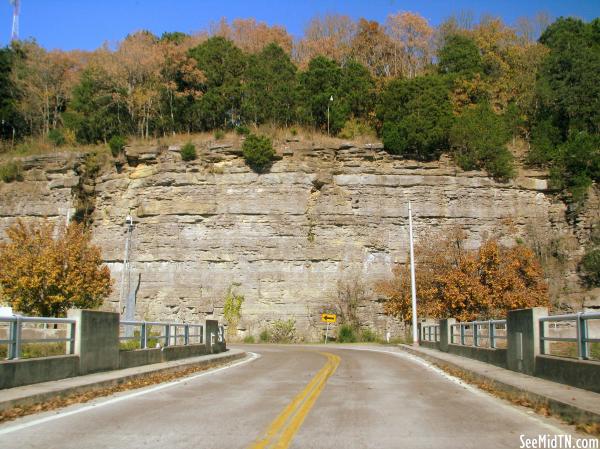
xmin=1 ymin=0 xmax=599 ymax=50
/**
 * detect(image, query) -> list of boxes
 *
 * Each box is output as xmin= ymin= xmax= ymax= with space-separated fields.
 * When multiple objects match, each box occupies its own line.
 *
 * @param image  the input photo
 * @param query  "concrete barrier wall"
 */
xmin=419 ymin=341 xmax=440 ymax=350
xmin=535 ymin=355 xmax=600 ymax=394
xmin=0 ymin=355 xmax=79 ymax=389
xmin=1 ymin=310 xmax=226 ymax=390
xmin=419 ymin=308 xmax=600 ymax=393
xmin=119 ymin=344 xmax=208 ymax=369
xmin=447 ymin=344 xmax=507 ymax=368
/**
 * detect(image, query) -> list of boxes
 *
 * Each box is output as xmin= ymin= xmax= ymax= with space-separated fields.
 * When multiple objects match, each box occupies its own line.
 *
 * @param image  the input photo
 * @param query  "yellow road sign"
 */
xmin=321 ymin=313 xmax=337 ymax=323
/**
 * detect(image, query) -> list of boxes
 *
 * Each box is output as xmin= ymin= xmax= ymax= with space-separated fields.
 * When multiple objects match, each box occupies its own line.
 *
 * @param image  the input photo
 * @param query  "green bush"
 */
xmin=242 ymin=133 xmax=275 ymax=172
xmin=0 ymin=161 xmax=23 ymax=182
xmin=270 ymin=319 xmax=296 ymax=343
xmin=359 ymin=328 xmax=377 ymax=342
xmin=108 ymin=135 xmax=126 ymax=157
xmin=449 ymin=103 xmax=514 ymax=180
xmin=259 ymin=329 xmax=270 ymax=343
xmin=235 ymin=125 xmax=250 ymax=136
xmin=243 ymin=335 xmax=255 ymax=343
xmin=581 ymin=248 xmax=600 ymax=287
xmin=180 ymin=142 xmax=197 ymax=161
xmin=48 ymin=129 xmax=66 ymax=147
xmin=377 ymin=75 xmax=453 ymax=161
xmin=214 ymin=129 xmax=225 ymax=140
xmin=337 ymin=324 xmax=357 ymax=343
xmin=549 ymin=132 xmax=600 ymax=204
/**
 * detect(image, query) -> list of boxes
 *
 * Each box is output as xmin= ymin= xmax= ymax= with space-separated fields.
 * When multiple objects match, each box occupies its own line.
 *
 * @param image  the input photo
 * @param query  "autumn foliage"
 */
xmin=0 ymin=220 xmax=112 ymax=317
xmin=376 ymin=230 xmax=549 ymax=323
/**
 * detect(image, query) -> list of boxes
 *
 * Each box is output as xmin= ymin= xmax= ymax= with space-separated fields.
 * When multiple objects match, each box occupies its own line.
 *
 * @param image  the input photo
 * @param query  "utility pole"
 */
xmin=119 ymin=214 xmax=134 ymax=316
xmin=327 ymin=95 xmax=333 ymax=136
xmin=408 ymin=201 xmax=418 ymax=346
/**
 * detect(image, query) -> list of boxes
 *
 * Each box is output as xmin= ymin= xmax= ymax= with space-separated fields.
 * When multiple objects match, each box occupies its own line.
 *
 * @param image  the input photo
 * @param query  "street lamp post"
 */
xmin=327 ymin=95 xmax=333 ymax=136
xmin=408 ymin=201 xmax=418 ymax=346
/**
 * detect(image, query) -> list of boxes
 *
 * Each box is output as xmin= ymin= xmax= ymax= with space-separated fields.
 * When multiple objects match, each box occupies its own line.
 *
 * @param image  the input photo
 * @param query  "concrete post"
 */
xmin=204 ymin=319 xmax=220 ymax=354
xmin=67 ymin=309 xmax=120 ymax=375
xmin=506 ymin=307 xmax=548 ymax=375
xmin=439 ymin=318 xmax=456 ymax=352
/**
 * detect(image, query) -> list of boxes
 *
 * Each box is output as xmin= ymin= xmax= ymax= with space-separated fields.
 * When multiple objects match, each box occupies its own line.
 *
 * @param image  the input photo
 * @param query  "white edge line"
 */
xmin=0 ymin=352 xmax=260 ymax=436
xmin=338 ymin=346 xmax=571 ymax=435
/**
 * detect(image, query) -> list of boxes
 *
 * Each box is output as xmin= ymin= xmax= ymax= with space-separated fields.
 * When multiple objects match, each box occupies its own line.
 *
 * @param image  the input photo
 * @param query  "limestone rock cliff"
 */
xmin=0 ymin=140 xmax=597 ymax=340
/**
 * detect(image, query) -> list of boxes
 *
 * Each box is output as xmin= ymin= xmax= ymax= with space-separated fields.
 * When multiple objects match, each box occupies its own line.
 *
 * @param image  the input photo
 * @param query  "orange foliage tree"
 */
xmin=376 ymin=230 xmax=548 ymax=323
xmin=212 ymin=18 xmax=293 ymax=54
xmin=0 ymin=220 xmax=112 ymax=317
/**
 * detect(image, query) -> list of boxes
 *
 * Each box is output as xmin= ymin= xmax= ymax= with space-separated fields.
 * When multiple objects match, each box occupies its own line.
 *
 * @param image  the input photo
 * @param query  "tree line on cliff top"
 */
xmin=0 ymin=13 xmax=598 ymax=201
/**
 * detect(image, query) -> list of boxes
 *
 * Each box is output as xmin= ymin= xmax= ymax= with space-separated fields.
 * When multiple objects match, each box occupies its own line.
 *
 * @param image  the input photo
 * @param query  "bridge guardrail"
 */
xmin=450 ymin=320 xmax=507 ymax=349
xmin=0 ymin=315 xmax=76 ymax=360
xmin=540 ymin=312 xmax=600 ymax=360
xmin=421 ymin=324 xmax=440 ymax=342
xmin=120 ymin=321 xmax=204 ymax=349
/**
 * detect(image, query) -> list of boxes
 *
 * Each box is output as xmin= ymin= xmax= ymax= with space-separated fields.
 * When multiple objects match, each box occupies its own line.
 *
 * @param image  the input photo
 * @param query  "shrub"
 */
xmin=108 ymin=135 xmax=126 ymax=157
xmin=48 ymin=129 xmax=66 ymax=147
xmin=235 ymin=125 xmax=250 ymax=136
xmin=259 ymin=329 xmax=270 ymax=343
xmin=242 ymin=133 xmax=275 ymax=172
xmin=270 ymin=319 xmax=296 ymax=343
xmin=180 ymin=142 xmax=197 ymax=161
xmin=339 ymin=118 xmax=376 ymax=140
xmin=337 ymin=324 xmax=357 ymax=343
xmin=0 ymin=161 xmax=23 ymax=183
xmin=581 ymin=249 xmax=600 ymax=287
xmin=243 ymin=335 xmax=255 ymax=343
xmin=214 ymin=129 xmax=225 ymax=140
xmin=223 ymin=285 xmax=244 ymax=338
xmin=360 ymin=328 xmax=377 ymax=342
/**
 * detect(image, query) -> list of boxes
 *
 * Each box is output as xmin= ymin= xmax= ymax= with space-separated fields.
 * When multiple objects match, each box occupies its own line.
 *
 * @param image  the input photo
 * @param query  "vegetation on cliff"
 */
xmin=0 ymin=13 xmax=598 ymax=197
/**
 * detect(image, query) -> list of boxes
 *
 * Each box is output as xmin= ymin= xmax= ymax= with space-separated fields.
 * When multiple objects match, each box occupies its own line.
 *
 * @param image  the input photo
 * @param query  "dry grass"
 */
xmin=1 ymin=125 xmax=381 ymax=163
xmin=0 ymin=136 xmax=107 ymax=162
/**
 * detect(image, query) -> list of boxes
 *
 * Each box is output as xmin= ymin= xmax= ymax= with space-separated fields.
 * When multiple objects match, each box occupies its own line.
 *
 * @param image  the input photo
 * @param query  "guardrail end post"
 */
xmin=140 ymin=322 xmax=147 ymax=349
xmin=507 ymin=307 xmax=548 ymax=375
xmin=578 ymin=313 xmax=589 ymax=360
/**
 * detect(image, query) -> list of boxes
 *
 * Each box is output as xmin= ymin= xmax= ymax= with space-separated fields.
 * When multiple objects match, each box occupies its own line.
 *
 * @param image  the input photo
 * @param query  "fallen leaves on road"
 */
xmin=0 ymin=361 xmax=223 ymax=424
xmin=431 ymin=361 xmax=600 ymax=437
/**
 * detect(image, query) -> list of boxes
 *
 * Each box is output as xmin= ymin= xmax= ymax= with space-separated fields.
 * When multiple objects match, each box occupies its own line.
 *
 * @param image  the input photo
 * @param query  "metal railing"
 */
xmin=450 ymin=320 xmax=507 ymax=349
xmin=0 ymin=316 xmax=76 ymax=360
xmin=120 ymin=321 xmax=204 ymax=349
xmin=540 ymin=312 xmax=600 ymax=360
xmin=421 ymin=324 xmax=440 ymax=342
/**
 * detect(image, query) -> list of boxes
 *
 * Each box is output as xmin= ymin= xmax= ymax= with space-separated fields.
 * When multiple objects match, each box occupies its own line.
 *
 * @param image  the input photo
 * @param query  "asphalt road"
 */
xmin=0 ymin=345 xmax=588 ymax=449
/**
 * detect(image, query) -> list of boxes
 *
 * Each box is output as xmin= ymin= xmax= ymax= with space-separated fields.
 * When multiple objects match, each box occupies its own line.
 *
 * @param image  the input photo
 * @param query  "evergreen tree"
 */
xmin=188 ymin=37 xmax=246 ymax=129
xmin=243 ymin=43 xmax=297 ymax=126
xmin=0 ymin=47 xmax=23 ymax=141
xmin=449 ymin=103 xmax=514 ymax=180
xmin=438 ymin=34 xmax=483 ymax=77
xmin=377 ymin=75 xmax=453 ymax=160
xmin=297 ymin=56 xmax=345 ymax=133
xmin=64 ymin=68 xmax=131 ymax=143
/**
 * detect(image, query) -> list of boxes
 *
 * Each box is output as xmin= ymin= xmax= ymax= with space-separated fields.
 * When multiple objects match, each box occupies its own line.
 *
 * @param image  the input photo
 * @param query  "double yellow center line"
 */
xmin=249 ymin=351 xmax=341 ymax=449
